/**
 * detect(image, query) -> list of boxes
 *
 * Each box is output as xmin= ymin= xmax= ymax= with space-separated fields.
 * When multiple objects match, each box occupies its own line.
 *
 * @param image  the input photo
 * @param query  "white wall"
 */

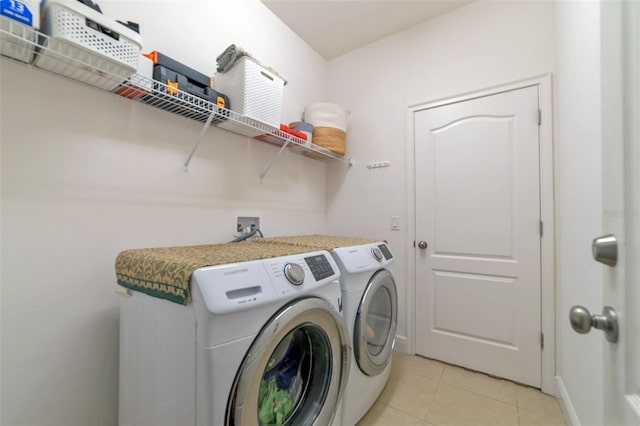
xmin=554 ymin=2 xmax=604 ymax=425
xmin=325 ymin=0 xmax=556 ymax=350
xmin=0 ymin=1 xmax=330 ymax=425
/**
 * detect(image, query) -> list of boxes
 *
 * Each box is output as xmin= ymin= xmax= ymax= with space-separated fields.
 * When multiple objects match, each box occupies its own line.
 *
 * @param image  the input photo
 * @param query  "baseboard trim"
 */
xmin=393 ymin=335 xmax=409 ymax=354
xmin=555 ymin=376 xmax=580 ymax=426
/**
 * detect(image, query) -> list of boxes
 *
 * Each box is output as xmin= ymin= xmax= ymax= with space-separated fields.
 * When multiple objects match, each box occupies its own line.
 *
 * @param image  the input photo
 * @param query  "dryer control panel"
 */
xmin=378 ymin=243 xmax=393 ymax=260
xmin=333 ymin=242 xmax=394 ymax=274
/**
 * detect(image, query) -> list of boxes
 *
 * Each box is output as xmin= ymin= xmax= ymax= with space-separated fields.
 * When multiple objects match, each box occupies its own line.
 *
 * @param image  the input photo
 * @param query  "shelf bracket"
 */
xmin=183 ymin=109 xmax=220 ymax=172
xmin=259 ymin=139 xmax=291 ymax=181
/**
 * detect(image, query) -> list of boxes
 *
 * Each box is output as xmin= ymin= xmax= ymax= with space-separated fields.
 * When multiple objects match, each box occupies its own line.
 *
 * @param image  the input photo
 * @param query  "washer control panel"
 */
xmin=304 ymin=254 xmax=336 ymax=281
xmin=194 ymin=250 xmax=341 ymax=314
xmin=265 ymin=250 xmax=341 ymax=298
xmin=283 ymin=262 xmax=305 ymax=285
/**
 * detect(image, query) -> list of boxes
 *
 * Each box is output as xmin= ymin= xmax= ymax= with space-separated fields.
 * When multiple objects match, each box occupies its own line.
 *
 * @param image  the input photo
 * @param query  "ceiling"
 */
xmin=262 ymin=0 xmax=474 ymax=60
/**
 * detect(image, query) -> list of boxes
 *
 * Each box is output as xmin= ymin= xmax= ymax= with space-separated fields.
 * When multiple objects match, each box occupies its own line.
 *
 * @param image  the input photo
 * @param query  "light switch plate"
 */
xmin=391 ymin=215 xmax=400 ymax=231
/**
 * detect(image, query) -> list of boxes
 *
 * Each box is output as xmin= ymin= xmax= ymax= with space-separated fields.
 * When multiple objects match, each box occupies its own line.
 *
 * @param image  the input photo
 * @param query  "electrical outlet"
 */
xmin=236 ymin=216 xmax=260 ymax=235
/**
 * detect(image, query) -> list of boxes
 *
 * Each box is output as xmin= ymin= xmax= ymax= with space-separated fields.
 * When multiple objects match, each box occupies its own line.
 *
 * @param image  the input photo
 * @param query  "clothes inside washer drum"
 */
xmin=114 ymin=241 xmax=316 ymax=305
xmin=256 ymin=234 xmax=380 ymax=251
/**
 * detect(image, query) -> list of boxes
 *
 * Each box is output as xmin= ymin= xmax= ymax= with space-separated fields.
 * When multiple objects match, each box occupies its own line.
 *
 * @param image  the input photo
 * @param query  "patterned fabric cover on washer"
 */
xmin=256 ymin=234 xmax=380 ymax=251
xmin=115 ymin=241 xmax=318 ymax=305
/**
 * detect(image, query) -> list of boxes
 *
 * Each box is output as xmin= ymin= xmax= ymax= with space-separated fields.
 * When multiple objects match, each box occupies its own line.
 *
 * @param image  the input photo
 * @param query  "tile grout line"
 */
xmin=386 ymin=357 xmax=445 ymax=424
xmin=421 ymin=363 xmax=446 ymax=424
xmin=382 ymin=379 xmax=438 ymax=423
xmin=441 ymin=380 xmax=518 ymax=408
xmin=439 ymin=364 xmax=518 ymax=408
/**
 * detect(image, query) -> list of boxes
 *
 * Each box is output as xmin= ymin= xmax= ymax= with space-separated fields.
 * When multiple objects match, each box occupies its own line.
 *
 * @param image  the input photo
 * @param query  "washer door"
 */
xmin=354 ymin=269 xmax=398 ymax=376
xmin=227 ymin=297 xmax=350 ymax=426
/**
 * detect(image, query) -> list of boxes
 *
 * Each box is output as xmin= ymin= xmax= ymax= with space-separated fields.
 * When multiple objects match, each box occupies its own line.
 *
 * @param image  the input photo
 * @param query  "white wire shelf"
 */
xmin=0 ymin=15 xmax=352 ymax=175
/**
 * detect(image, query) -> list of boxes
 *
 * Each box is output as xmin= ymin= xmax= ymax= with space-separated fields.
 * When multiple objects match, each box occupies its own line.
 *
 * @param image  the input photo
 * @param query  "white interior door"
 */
xmin=414 ymin=86 xmax=542 ymax=387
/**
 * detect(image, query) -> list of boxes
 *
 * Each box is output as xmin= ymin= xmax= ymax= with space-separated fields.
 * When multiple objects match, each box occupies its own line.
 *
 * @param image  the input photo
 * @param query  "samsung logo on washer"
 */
xmin=224 ymin=268 xmax=249 ymax=276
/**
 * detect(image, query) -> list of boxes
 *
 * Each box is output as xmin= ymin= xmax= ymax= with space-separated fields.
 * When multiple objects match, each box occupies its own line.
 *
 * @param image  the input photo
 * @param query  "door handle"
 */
xmin=592 ymin=234 xmax=617 ymax=266
xmin=569 ymin=305 xmax=619 ymax=343
xmin=418 ymin=241 xmax=428 ymax=250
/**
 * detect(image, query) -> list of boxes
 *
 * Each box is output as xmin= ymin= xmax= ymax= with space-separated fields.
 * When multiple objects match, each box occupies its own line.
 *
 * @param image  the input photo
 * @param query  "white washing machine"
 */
xmin=118 ymin=250 xmax=350 ymax=426
xmin=331 ymin=242 xmax=397 ymax=426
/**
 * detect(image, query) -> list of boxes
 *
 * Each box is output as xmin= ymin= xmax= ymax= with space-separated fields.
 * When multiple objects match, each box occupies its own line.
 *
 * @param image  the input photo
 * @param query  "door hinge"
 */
xmin=540 ymin=332 xmax=544 ymax=349
xmin=538 ymin=109 xmax=542 ymax=125
xmin=539 ymin=220 xmax=543 ymax=237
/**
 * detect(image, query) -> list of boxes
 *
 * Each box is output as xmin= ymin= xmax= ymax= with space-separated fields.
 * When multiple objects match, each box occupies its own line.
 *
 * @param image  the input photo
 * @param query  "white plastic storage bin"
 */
xmin=215 ymin=56 xmax=285 ymax=129
xmin=35 ymin=0 xmax=142 ymax=91
xmin=0 ymin=0 xmax=41 ymax=63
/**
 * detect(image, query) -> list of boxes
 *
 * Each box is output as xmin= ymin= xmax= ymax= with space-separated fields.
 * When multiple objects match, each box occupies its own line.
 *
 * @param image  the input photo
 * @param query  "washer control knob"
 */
xmin=372 ymin=247 xmax=383 ymax=262
xmin=284 ymin=263 xmax=305 ymax=285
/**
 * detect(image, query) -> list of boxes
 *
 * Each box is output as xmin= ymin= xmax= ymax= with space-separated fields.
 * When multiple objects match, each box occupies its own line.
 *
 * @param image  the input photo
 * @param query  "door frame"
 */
xmin=605 ymin=1 xmax=640 ymax=423
xmin=404 ymin=74 xmax=555 ymax=394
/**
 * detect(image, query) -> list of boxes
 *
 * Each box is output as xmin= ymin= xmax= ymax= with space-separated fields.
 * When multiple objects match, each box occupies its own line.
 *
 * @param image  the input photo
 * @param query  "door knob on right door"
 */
xmin=418 ymin=241 xmax=428 ymax=250
xmin=569 ymin=305 xmax=619 ymax=343
xmin=592 ymin=234 xmax=618 ymax=266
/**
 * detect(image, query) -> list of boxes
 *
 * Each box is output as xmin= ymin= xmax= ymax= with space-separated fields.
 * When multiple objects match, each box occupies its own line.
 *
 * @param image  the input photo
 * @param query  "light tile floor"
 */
xmin=357 ymin=353 xmax=566 ymax=426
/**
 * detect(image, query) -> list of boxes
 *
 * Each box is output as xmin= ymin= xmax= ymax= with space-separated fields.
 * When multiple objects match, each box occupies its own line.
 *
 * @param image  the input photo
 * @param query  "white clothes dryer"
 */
xmin=331 ymin=242 xmax=397 ymax=426
xmin=118 ymin=249 xmax=350 ymax=426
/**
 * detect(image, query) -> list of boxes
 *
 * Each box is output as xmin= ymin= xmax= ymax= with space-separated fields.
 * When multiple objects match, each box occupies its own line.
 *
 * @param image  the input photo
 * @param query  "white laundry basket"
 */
xmin=303 ymin=103 xmax=350 ymax=156
xmin=35 ymin=0 xmax=142 ymax=90
xmin=215 ymin=56 xmax=286 ymax=129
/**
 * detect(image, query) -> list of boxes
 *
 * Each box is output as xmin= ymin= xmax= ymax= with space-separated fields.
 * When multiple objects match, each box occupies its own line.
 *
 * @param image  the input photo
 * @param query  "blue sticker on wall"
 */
xmin=1 ymin=0 xmax=34 ymax=26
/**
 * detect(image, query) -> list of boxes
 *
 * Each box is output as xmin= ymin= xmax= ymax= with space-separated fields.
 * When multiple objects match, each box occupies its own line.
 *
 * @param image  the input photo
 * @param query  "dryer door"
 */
xmin=355 ymin=269 xmax=398 ymax=376
xmin=228 ymin=297 xmax=350 ymax=426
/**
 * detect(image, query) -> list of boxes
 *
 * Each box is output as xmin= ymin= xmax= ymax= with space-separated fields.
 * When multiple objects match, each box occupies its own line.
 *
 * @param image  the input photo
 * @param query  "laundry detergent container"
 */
xmin=303 ymin=103 xmax=350 ymax=156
